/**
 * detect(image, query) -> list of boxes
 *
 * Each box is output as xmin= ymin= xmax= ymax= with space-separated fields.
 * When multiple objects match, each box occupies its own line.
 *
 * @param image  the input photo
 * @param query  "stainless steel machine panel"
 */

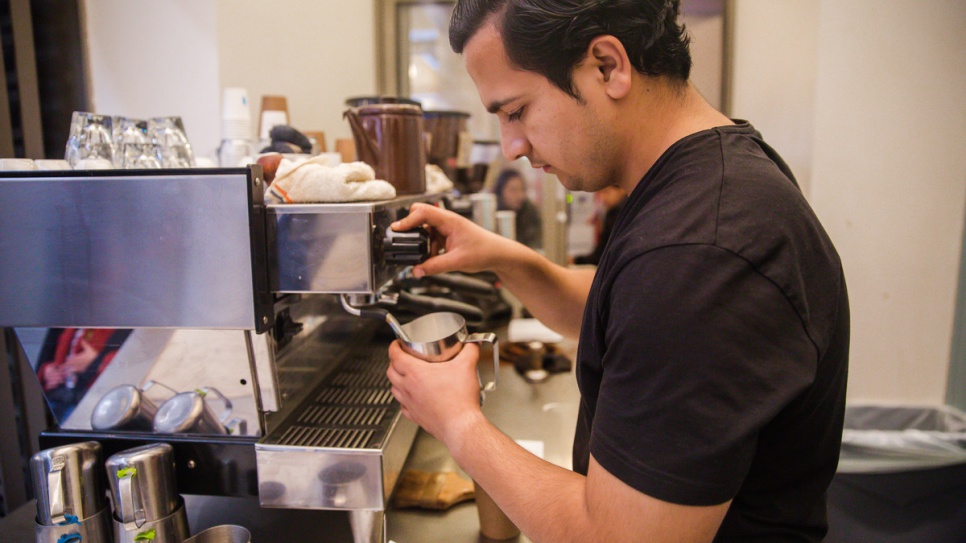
xmin=0 ymin=170 xmax=269 ymax=330
xmin=270 ymin=194 xmax=436 ymax=294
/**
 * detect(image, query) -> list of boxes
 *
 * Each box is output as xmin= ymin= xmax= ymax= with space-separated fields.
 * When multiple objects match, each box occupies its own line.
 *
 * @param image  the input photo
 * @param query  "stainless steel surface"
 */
xmin=0 ymin=170 xmax=266 ymax=329
xmin=35 ymin=504 xmax=113 ymax=543
xmin=183 ymin=524 xmax=252 ymax=543
xmin=106 ymin=443 xmax=179 ymax=527
xmin=153 ymin=388 xmax=232 ymax=435
xmin=12 ymin=327 xmax=265 ymax=436
xmin=113 ymin=498 xmax=189 ymax=543
xmin=30 ymin=441 xmax=106 ymax=525
xmin=349 ymin=510 xmax=385 ymax=543
xmin=269 ymin=194 xmax=437 ymax=294
xmin=256 ymin=342 xmax=418 ymax=512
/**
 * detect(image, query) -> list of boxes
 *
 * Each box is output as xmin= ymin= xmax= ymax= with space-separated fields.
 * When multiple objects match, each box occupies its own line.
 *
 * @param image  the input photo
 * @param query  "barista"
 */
xmin=386 ymin=1 xmax=849 ymax=542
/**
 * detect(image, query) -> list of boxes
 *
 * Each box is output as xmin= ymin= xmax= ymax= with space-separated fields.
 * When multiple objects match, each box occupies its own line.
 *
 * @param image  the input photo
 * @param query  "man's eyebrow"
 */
xmin=486 ymin=96 xmax=521 ymax=114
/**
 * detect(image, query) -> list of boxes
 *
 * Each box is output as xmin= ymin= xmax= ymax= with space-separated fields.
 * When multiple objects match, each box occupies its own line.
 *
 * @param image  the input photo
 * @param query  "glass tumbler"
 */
xmin=121 ymin=144 xmax=162 ymax=169
xmin=112 ymin=117 xmax=150 ymax=167
xmin=148 ymin=116 xmax=195 ymax=168
xmin=65 ymin=112 xmax=115 ymax=169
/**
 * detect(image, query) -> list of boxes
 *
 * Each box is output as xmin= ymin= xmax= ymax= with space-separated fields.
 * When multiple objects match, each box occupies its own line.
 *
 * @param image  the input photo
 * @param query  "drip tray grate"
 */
xmin=265 ymin=347 xmax=398 ymax=450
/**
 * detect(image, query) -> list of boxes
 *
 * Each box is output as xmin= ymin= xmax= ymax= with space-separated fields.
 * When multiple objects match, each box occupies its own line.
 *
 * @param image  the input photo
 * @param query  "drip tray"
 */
xmin=255 ymin=347 xmax=418 ymax=511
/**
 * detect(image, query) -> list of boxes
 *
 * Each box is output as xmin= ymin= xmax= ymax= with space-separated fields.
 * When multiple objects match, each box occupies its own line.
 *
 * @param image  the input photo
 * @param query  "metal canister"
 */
xmin=495 ymin=210 xmax=517 ymax=241
xmin=105 ymin=443 xmax=179 ymax=528
xmin=469 ymin=193 xmax=497 ymax=232
xmin=30 ymin=441 xmax=107 ymax=525
xmin=152 ymin=387 xmax=232 ymax=435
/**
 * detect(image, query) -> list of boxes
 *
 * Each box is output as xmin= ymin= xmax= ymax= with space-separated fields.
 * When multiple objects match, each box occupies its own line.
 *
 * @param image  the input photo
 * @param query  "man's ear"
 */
xmin=587 ymin=35 xmax=632 ymax=100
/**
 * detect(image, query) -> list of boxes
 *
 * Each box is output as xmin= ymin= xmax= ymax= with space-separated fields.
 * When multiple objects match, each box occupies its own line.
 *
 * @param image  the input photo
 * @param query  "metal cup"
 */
xmin=30 ymin=441 xmax=107 ymax=526
xmin=35 ymin=504 xmax=113 ymax=543
xmin=495 ymin=210 xmax=517 ymax=241
xmin=106 ymin=443 xmax=179 ymax=529
xmin=152 ymin=387 xmax=233 ymax=435
xmin=397 ymin=311 xmax=500 ymax=393
xmin=91 ymin=381 xmax=177 ymax=431
xmin=469 ymin=192 xmax=497 ymax=232
xmin=183 ymin=524 xmax=252 ymax=543
xmin=113 ymin=497 xmax=188 ymax=543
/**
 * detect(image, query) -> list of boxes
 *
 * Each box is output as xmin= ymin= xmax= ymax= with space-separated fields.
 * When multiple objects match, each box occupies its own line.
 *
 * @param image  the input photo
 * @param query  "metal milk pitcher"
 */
xmin=152 ymin=387 xmax=232 ymax=435
xmin=91 ymin=380 xmax=177 ymax=431
xmin=341 ymin=295 xmax=499 ymax=394
xmin=30 ymin=441 xmax=107 ymax=525
xmin=105 ymin=443 xmax=179 ymax=529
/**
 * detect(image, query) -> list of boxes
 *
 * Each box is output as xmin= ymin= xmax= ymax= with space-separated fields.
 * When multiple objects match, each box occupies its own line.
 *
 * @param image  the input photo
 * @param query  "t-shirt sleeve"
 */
xmin=589 ymin=244 xmax=817 ymax=506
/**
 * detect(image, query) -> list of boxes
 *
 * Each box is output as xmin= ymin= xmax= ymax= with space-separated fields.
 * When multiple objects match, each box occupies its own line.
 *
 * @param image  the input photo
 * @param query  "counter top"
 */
xmin=0 ymin=345 xmax=580 ymax=543
xmin=389 ymin=354 xmax=580 ymax=543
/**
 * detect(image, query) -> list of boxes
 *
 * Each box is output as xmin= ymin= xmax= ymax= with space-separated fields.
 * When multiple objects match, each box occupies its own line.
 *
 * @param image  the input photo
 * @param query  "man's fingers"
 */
xmin=391 ymin=203 xmax=442 ymax=232
xmin=412 ymin=249 xmax=463 ymax=278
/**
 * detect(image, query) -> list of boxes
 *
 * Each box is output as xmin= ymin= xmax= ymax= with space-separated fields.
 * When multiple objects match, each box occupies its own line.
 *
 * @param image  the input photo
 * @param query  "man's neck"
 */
xmin=616 ymin=80 xmax=732 ymax=194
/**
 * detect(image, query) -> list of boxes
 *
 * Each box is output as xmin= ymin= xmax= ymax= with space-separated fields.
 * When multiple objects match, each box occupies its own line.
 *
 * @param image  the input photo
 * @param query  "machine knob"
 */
xmin=383 ymin=226 xmax=430 ymax=265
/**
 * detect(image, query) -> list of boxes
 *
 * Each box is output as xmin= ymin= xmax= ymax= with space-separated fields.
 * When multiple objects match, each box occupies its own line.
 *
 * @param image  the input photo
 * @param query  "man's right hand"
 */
xmin=391 ymin=202 xmax=515 ymax=278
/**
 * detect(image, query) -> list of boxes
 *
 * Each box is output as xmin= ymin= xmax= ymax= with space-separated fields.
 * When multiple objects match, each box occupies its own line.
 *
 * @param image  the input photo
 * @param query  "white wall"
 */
xmin=214 ymin=0 xmax=377 ymax=153
xmin=84 ymin=0 xmax=222 ymax=158
xmin=732 ymin=0 xmax=966 ymax=403
xmin=731 ymin=0 xmax=819 ymax=195
xmin=83 ymin=0 xmax=377 ymax=159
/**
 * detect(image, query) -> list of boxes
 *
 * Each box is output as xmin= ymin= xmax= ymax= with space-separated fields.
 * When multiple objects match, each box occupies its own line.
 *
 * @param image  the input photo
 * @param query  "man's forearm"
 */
xmin=446 ymin=411 xmax=598 ymax=543
xmin=493 ymin=242 xmax=594 ymax=338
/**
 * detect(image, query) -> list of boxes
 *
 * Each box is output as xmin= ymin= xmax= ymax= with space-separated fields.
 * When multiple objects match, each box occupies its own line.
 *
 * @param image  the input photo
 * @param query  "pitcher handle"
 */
xmin=46 ymin=455 xmax=67 ymax=524
xmin=116 ymin=466 xmax=147 ymax=529
xmin=200 ymin=386 xmax=233 ymax=424
xmin=342 ymin=107 xmax=380 ymax=164
xmin=141 ymin=380 xmax=178 ymax=400
xmin=464 ymin=333 xmax=499 ymax=395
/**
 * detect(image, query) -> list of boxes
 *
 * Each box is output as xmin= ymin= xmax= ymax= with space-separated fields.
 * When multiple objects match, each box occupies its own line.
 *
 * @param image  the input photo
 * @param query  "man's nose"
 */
xmin=500 ymin=125 xmax=530 ymax=161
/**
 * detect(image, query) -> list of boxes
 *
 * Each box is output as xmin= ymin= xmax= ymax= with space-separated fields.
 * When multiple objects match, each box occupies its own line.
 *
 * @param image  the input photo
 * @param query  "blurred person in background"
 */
xmin=494 ymin=168 xmax=542 ymax=249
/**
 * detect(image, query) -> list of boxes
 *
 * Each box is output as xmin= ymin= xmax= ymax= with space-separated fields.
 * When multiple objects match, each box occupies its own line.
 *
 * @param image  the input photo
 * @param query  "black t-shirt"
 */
xmin=573 ymin=122 xmax=849 ymax=541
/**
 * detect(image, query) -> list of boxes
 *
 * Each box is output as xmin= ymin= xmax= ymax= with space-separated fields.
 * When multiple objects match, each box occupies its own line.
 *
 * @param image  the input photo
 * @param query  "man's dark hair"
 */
xmin=450 ymin=0 xmax=691 ymax=99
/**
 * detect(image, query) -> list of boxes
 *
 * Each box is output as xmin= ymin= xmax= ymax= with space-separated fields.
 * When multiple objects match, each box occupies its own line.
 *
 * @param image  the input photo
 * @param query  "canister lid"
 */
xmin=345 ymin=95 xmax=421 ymax=108
xmin=356 ymin=103 xmax=424 ymax=117
xmin=422 ymin=110 xmax=470 ymax=118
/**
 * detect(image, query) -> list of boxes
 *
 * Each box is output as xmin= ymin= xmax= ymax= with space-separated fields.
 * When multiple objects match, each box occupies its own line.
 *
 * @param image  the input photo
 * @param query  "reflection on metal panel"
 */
xmin=0 ymin=172 xmax=258 ymax=329
xmin=273 ymin=210 xmax=373 ymax=293
xmin=269 ymin=195 xmax=438 ymax=294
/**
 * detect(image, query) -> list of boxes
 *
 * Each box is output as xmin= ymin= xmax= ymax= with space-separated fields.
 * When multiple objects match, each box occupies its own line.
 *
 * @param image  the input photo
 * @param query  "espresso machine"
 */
xmin=0 ymin=166 xmax=454 ymax=542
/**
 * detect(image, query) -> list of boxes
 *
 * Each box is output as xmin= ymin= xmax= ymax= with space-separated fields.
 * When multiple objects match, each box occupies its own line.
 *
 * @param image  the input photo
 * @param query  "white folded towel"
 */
xmin=266 ymin=155 xmax=396 ymax=203
xmin=426 ymin=164 xmax=455 ymax=194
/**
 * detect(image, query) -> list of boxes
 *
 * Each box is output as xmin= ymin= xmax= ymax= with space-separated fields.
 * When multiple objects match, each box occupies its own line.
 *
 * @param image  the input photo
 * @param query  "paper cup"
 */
xmin=474 ymin=481 xmax=520 ymax=540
